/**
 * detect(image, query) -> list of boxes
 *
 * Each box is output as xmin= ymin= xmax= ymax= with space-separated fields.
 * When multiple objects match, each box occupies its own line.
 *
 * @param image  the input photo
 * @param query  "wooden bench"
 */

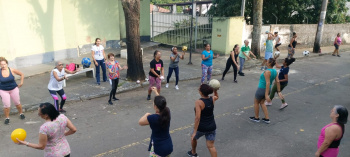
xmin=63 ymin=68 xmax=95 ymax=87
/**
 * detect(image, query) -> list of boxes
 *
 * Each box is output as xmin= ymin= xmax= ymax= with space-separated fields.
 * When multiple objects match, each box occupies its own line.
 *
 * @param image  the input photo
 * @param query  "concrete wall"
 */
xmin=270 ymin=24 xmax=350 ymax=49
xmin=211 ymin=17 xmax=245 ymax=55
xmin=0 ymin=0 xmax=150 ymax=68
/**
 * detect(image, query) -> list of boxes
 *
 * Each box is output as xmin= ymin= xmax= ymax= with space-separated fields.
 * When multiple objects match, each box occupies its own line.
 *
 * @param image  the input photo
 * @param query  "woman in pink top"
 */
xmin=315 ymin=105 xmax=348 ymax=157
xmin=17 ymin=103 xmax=77 ymax=157
xmin=332 ymin=33 xmax=342 ymax=57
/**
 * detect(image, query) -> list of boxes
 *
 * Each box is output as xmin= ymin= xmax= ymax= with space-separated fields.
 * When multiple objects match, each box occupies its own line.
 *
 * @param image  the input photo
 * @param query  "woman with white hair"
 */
xmin=47 ymin=61 xmax=77 ymax=113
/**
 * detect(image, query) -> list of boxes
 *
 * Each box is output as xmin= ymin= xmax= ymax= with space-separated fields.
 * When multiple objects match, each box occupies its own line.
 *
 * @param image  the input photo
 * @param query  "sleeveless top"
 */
xmin=258 ymin=69 xmax=277 ymax=89
xmin=334 ymin=37 xmax=342 ymax=45
xmin=265 ymin=39 xmax=273 ymax=52
xmin=196 ymin=97 xmax=216 ymax=132
xmin=317 ymin=123 xmax=344 ymax=157
xmin=48 ymin=68 xmax=65 ymax=91
xmin=288 ymin=39 xmax=297 ymax=48
xmin=228 ymin=52 xmax=238 ymax=62
xmin=0 ymin=68 xmax=18 ymax=91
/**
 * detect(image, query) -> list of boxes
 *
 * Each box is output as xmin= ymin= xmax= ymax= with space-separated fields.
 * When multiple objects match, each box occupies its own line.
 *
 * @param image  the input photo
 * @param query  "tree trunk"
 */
xmin=313 ymin=0 xmax=328 ymax=53
xmin=121 ymin=0 xmax=146 ymax=81
xmin=251 ymin=0 xmax=263 ymax=58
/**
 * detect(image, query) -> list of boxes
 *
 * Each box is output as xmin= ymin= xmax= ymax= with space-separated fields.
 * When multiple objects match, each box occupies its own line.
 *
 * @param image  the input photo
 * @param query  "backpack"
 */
xmin=66 ymin=63 xmax=76 ymax=71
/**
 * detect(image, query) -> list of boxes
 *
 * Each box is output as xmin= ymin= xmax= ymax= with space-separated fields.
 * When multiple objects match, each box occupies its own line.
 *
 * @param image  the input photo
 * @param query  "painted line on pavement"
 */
xmin=93 ymin=73 xmax=350 ymax=157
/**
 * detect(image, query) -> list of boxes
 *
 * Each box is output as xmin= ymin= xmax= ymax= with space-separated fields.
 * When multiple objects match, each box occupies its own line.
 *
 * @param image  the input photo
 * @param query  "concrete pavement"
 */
xmin=1 ymin=43 xmax=350 ymax=116
xmin=0 ymin=53 xmax=349 ymax=156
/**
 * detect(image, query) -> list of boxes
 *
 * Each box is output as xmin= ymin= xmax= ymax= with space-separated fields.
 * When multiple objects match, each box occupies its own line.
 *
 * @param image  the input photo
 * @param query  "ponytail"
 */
xmin=154 ymin=96 xmax=171 ymax=128
xmin=159 ymin=107 xmax=171 ymax=128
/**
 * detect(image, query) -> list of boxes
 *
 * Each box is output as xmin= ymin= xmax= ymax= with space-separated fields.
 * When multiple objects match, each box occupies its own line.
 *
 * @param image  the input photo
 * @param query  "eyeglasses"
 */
xmin=58 ymin=64 xmax=64 ymax=66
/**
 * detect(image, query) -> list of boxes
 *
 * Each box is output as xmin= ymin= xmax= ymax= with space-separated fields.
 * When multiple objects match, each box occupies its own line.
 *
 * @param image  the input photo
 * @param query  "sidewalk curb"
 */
xmin=3 ymin=48 xmax=349 ymax=117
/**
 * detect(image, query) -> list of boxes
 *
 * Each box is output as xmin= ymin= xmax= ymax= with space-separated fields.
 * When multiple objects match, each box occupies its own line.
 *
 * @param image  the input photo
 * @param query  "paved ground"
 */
xmin=3 ymin=43 xmax=350 ymax=116
xmin=1 ymin=52 xmax=349 ymax=157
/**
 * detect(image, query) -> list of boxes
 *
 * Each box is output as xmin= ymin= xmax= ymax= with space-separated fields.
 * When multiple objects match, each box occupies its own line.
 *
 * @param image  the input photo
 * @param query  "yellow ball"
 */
xmin=182 ymin=46 xmax=187 ymax=51
xmin=264 ymin=43 xmax=266 ymax=46
xmin=11 ymin=128 xmax=27 ymax=144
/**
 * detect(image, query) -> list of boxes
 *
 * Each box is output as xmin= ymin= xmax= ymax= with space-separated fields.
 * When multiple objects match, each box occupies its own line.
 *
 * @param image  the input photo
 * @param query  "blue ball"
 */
xmin=81 ymin=57 xmax=91 ymax=68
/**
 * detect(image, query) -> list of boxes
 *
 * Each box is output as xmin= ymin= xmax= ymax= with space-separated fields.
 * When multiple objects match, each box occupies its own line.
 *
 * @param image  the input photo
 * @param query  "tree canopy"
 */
xmin=208 ymin=0 xmax=350 ymax=24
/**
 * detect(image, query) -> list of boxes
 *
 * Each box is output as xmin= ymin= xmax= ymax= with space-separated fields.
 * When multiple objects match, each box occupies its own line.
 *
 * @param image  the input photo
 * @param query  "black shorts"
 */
xmin=334 ymin=44 xmax=339 ymax=50
xmin=275 ymin=44 xmax=281 ymax=48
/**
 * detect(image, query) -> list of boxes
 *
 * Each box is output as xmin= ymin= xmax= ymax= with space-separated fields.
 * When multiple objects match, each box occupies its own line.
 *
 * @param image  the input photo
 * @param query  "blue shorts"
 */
xmin=334 ymin=44 xmax=339 ymax=50
xmin=193 ymin=130 xmax=216 ymax=141
xmin=265 ymin=52 xmax=273 ymax=60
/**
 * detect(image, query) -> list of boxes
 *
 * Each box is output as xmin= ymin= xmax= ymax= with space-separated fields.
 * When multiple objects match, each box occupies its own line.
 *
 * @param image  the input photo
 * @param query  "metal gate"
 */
xmin=151 ymin=11 xmax=212 ymax=52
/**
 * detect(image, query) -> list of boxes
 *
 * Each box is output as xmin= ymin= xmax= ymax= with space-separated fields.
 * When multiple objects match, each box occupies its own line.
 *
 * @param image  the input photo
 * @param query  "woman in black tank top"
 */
xmin=188 ymin=84 xmax=219 ymax=157
xmin=222 ymin=44 xmax=240 ymax=83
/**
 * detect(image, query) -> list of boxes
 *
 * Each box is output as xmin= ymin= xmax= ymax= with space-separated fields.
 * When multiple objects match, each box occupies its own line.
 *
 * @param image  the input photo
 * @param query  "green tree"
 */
xmin=209 ymin=0 xmax=350 ymax=24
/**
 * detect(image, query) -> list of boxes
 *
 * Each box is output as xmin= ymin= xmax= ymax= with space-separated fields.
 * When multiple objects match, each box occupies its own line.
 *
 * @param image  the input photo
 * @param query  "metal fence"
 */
xmin=151 ymin=11 xmax=212 ymax=52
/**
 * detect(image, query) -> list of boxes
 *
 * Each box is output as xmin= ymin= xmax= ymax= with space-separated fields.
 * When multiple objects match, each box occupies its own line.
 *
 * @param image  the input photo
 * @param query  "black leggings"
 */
xmin=49 ymin=89 xmax=66 ymax=110
xmin=167 ymin=67 xmax=179 ymax=85
xmin=65 ymin=154 xmax=70 ymax=157
xmin=222 ymin=59 xmax=237 ymax=80
xmin=109 ymin=78 xmax=119 ymax=101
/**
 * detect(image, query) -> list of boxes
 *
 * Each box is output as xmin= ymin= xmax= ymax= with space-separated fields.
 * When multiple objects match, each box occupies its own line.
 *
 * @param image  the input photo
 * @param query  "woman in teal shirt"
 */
xmin=249 ymin=58 xmax=284 ymax=124
xmin=201 ymin=44 xmax=218 ymax=84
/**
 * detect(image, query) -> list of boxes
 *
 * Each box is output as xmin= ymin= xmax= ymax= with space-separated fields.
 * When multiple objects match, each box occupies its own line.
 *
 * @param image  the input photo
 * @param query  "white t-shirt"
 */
xmin=48 ymin=68 xmax=65 ymax=91
xmin=275 ymin=35 xmax=281 ymax=44
xmin=92 ymin=45 xmax=105 ymax=60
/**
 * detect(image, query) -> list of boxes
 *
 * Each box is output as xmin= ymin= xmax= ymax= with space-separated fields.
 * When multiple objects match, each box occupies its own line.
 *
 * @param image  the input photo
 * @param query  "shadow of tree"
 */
xmin=27 ymin=0 xmax=54 ymax=63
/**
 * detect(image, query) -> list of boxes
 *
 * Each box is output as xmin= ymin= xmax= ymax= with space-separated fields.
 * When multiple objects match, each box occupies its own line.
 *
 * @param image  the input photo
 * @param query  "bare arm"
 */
xmin=11 ymin=68 xmax=24 ymax=87
xmin=91 ymin=51 xmax=97 ymax=63
xmin=213 ymin=89 xmax=219 ymax=102
xmin=138 ymin=113 xmax=151 ymax=126
xmin=53 ymin=71 xmax=65 ymax=82
xmin=202 ymin=54 xmax=210 ymax=60
xmin=150 ymin=68 xmax=160 ymax=78
xmin=279 ymin=74 xmax=288 ymax=83
xmin=274 ymin=59 xmax=282 ymax=69
xmin=192 ymin=100 xmax=202 ymax=136
xmin=180 ymin=51 xmax=185 ymax=60
xmin=264 ymin=71 xmax=271 ymax=101
xmin=315 ymin=126 xmax=339 ymax=156
xmin=102 ymin=49 xmax=107 ymax=60
xmin=161 ymin=67 xmax=164 ymax=76
xmin=64 ymin=118 xmax=77 ymax=136
xmin=17 ymin=133 xmax=47 ymax=150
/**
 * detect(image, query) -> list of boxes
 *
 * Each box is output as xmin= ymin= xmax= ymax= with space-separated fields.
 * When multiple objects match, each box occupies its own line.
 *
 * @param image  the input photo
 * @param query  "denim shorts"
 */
xmin=334 ymin=44 xmax=339 ymax=50
xmin=264 ymin=52 xmax=273 ymax=60
xmin=193 ymin=130 xmax=216 ymax=141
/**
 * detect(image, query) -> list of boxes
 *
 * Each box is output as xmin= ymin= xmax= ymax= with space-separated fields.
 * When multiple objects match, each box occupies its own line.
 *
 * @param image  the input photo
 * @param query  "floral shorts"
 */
xmin=149 ymin=145 xmax=170 ymax=157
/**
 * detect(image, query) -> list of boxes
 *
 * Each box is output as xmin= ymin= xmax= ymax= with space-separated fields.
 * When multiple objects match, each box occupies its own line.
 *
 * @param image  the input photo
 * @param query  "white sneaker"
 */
xmin=175 ymin=85 xmax=179 ymax=90
xmin=265 ymin=101 xmax=272 ymax=106
xmin=165 ymin=83 xmax=169 ymax=88
xmin=280 ymin=103 xmax=288 ymax=110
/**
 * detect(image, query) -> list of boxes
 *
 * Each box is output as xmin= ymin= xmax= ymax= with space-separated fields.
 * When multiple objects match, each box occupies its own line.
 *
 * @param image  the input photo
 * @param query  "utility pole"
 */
xmin=313 ymin=0 xmax=328 ymax=53
xmin=241 ymin=0 xmax=246 ymax=16
xmin=251 ymin=0 xmax=263 ymax=57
